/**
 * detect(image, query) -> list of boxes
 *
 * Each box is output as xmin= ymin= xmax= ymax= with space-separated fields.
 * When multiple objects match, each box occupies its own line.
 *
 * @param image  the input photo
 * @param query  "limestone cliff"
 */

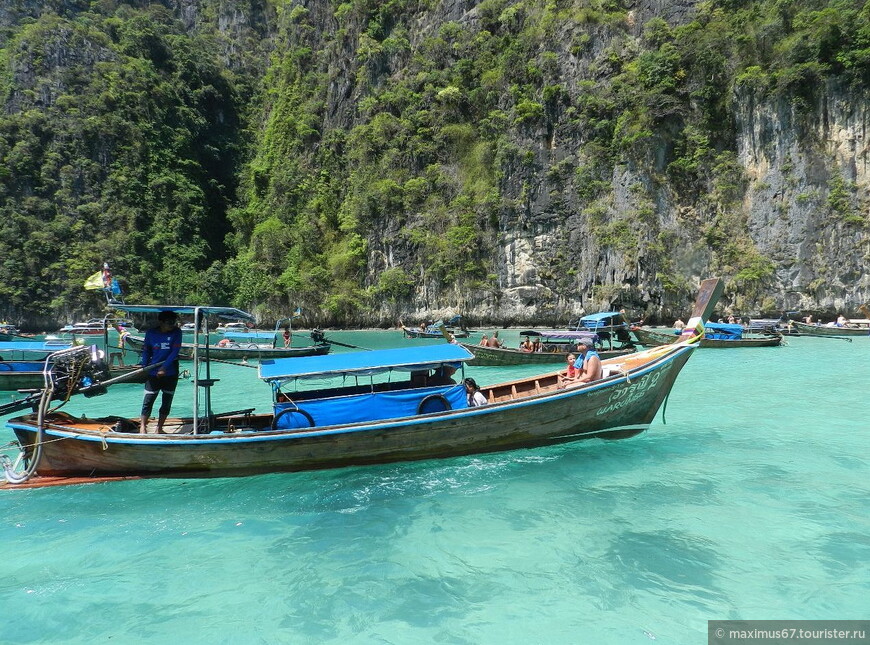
xmin=0 ymin=0 xmax=867 ymax=328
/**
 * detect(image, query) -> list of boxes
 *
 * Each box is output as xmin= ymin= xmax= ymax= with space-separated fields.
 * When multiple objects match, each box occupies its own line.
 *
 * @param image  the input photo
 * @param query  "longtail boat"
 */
xmin=0 ymin=339 xmax=75 ymax=360
xmin=0 ymin=324 xmax=49 ymax=342
xmin=123 ymin=332 xmax=330 ymax=361
xmin=514 ymin=312 xmax=636 ymax=352
xmin=1 ymin=280 xmax=723 ymax=488
xmin=631 ymin=323 xmax=782 ymax=348
xmin=790 ymin=320 xmax=870 ymax=337
xmin=458 ymin=338 xmax=635 ymax=367
xmin=401 ymin=315 xmax=469 ymax=339
xmin=0 ymin=359 xmax=146 ymax=390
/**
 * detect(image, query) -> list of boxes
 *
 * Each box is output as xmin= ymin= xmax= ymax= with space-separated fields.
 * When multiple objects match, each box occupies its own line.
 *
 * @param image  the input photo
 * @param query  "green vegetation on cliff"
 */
xmin=0 ymin=0 xmax=867 ymax=324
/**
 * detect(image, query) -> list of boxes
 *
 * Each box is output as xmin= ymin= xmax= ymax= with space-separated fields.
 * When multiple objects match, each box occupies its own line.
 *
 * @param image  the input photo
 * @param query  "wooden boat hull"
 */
xmin=124 ymin=334 xmax=330 ymax=360
xmin=631 ymin=326 xmax=782 ymax=348
xmin=790 ymin=321 xmax=870 ymax=337
xmin=8 ymin=344 xmax=695 ymax=478
xmin=459 ymin=342 xmax=635 ymax=366
xmin=0 ymin=332 xmax=47 ymax=342
xmin=402 ymin=327 xmax=469 ymax=339
xmin=0 ymin=363 xmax=147 ymax=390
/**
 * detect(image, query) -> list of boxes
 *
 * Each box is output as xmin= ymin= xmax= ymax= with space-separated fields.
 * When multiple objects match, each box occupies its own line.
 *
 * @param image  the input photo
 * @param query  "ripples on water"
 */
xmin=1 ymin=332 xmax=868 ymax=643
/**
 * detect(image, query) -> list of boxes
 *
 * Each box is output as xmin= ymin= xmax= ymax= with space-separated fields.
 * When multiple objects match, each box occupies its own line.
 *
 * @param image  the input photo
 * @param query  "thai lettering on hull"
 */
xmin=596 ymin=370 xmax=664 ymax=416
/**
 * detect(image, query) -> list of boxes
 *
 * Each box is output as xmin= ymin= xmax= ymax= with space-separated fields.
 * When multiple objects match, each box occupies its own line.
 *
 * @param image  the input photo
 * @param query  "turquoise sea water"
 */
xmin=1 ymin=330 xmax=868 ymax=644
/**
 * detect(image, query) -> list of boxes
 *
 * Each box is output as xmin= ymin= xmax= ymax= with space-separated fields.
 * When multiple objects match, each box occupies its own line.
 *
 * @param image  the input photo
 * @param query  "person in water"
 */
xmin=139 ymin=310 xmax=183 ymax=434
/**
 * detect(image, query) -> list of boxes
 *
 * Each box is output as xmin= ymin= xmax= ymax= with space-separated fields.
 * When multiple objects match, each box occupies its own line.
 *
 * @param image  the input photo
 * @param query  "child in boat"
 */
xmin=558 ymin=354 xmax=580 ymax=388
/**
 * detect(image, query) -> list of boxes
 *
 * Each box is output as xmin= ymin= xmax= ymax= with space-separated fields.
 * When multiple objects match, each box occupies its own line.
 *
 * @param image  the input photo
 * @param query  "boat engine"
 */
xmin=310 ymin=328 xmax=326 ymax=344
xmin=48 ymin=345 xmax=110 ymax=398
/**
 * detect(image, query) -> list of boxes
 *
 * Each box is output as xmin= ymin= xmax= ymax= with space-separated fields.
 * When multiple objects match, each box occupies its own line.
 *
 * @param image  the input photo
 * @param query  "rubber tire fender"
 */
xmin=271 ymin=407 xmax=315 ymax=431
xmin=417 ymin=394 xmax=452 ymax=415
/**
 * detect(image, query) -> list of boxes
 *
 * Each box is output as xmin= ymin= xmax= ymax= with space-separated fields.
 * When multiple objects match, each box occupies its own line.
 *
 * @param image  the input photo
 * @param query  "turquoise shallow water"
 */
xmin=1 ymin=330 xmax=868 ymax=644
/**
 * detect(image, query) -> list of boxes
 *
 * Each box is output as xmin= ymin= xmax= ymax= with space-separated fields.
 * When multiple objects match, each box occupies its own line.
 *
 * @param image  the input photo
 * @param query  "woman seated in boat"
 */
xmin=836 ymin=313 xmax=848 ymax=327
xmin=464 ymin=378 xmax=487 ymax=407
xmin=216 ymin=338 xmax=231 ymax=348
xmin=519 ymin=337 xmax=533 ymax=352
xmin=479 ymin=334 xmax=488 ymax=346
xmin=532 ymin=338 xmax=543 ymax=353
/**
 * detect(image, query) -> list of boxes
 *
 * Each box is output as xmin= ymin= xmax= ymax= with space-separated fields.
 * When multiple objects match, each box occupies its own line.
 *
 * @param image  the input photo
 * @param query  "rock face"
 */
xmin=736 ymin=82 xmax=870 ymax=313
xmin=0 ymin=0 xmax=867 ymax=328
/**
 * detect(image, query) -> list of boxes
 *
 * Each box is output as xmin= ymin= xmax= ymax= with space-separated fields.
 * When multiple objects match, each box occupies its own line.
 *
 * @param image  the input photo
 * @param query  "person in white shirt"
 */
xmin=464 ymin=378 xmax=488 ymax=407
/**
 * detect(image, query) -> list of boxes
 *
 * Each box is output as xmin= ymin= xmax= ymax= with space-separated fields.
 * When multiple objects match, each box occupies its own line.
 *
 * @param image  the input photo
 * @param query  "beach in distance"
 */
xmin=1 ymin=329 xmax=867 ymax=644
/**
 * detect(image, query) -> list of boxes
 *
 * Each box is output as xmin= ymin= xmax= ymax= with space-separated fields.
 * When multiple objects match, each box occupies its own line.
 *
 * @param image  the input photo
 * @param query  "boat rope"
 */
xmin=207 ymin=357 xmax=258 ymax=368
xmin=2 ymin=350 xmax=150 ymax=484
xmin=2 ymin=378 xmax=55 ymax=485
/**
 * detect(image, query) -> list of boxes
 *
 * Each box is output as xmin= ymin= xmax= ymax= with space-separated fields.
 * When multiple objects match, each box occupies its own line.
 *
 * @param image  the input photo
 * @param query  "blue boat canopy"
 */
xmin=111 ymin=305 xmax=255 ymax=322
xmin=580 ymin=312 xmax=623 ymax=328
xmin=704 ymin=322 xmax=743 ymax=339
xmin=260 ymin=344 xmax=474 ymax=383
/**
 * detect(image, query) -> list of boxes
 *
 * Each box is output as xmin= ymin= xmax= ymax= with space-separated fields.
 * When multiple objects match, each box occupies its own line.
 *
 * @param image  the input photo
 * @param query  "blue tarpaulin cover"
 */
xmin=704 ymin=322 xmax=743 ymax=339
xmin=0 ymin=361 xmax=46 ymax=372
xmin=274 ymin=383 xmax=468 ymax=428
xmin=0 ymin=341 xmax=73 ymax=353
xmin=112 ymin=305 xmax=255 ymax=322
xmin=260 ymin=344 xmax=474 ymax=382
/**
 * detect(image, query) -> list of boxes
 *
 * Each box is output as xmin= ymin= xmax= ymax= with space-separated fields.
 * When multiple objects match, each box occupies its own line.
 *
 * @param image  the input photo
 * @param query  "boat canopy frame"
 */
xmin=112 ymin=305 xmax=257 ymax=434
xmin=259 ymin=344 xmax=474 ymax=385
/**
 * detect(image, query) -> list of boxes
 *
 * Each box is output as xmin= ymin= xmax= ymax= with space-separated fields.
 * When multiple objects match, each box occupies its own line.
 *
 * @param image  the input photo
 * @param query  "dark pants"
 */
xmin=141 ymin=374 xmax=179 ymax=418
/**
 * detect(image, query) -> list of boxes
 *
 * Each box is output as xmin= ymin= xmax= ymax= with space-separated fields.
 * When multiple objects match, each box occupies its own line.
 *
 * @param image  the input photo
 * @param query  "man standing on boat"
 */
xmin=139 ymin=310 xmax=183 ymax=434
